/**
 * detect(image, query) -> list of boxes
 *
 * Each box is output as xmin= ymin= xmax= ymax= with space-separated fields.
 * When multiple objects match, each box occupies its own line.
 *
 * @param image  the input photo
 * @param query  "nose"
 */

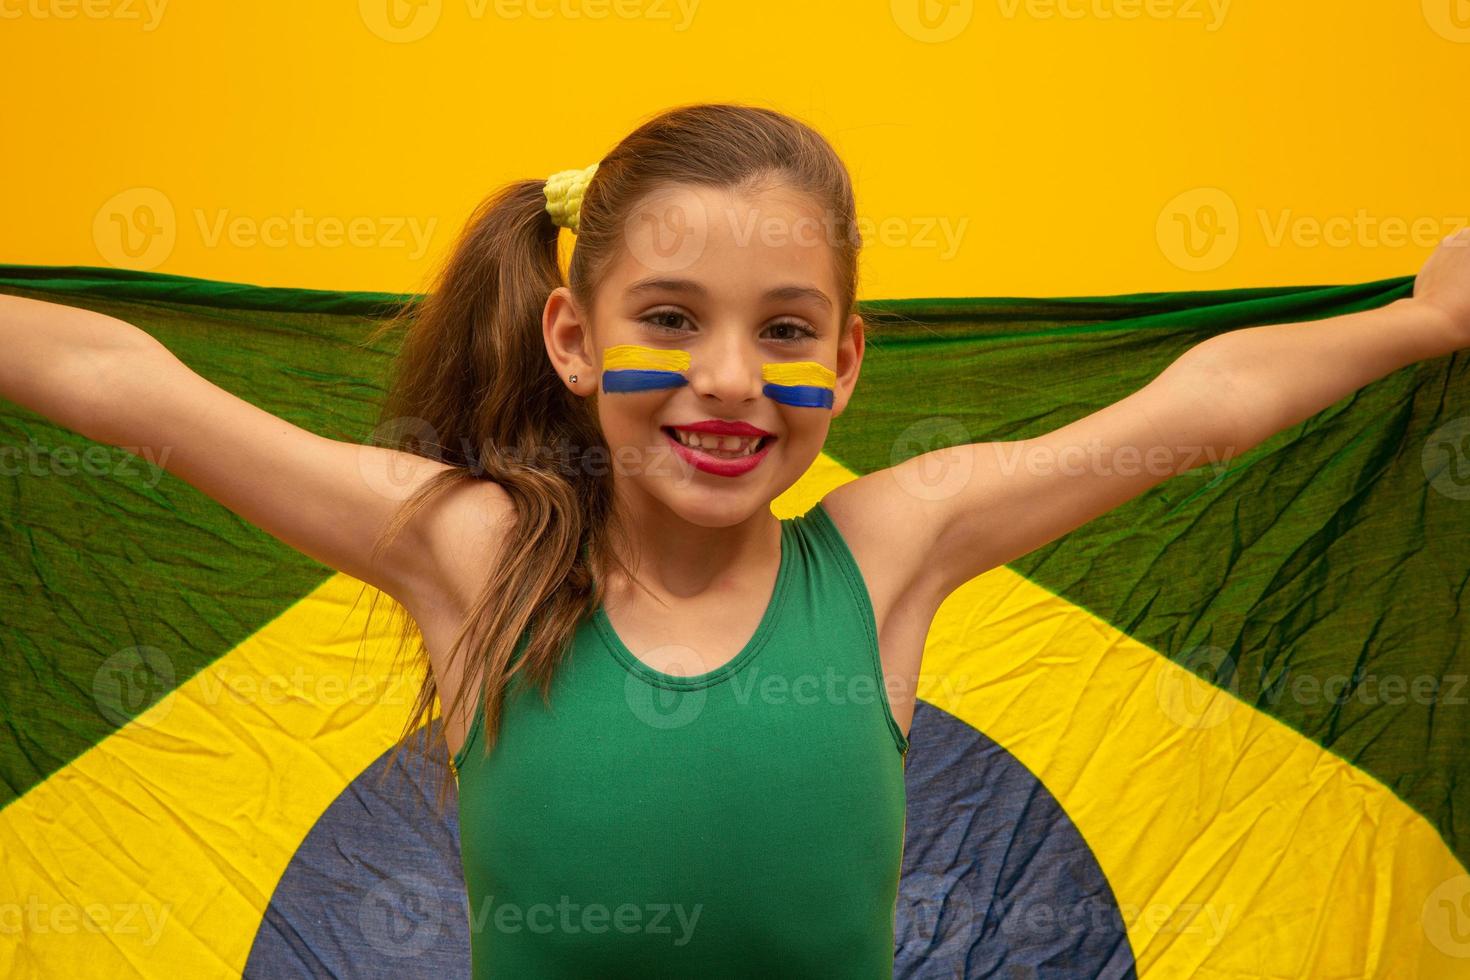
xmin=685 ymin=332 xmax=762 ymax=407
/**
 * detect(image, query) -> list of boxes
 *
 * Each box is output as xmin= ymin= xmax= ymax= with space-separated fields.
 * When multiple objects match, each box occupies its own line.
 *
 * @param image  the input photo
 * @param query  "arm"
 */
xmin=1200 ymin=296 xmax=1458 ymax=447
xmin=0 ymin=293 xmax=511 ymax=618
xmin=1215 ymin=227 xmax=1470 ymax=443
xmin=1150 ymin=227 xmax=1470 ymax=462
xmin=877 ymin=341 xmax=1248 ymax=603
xmin=862 ymin=231 xmax=1470 ymax=606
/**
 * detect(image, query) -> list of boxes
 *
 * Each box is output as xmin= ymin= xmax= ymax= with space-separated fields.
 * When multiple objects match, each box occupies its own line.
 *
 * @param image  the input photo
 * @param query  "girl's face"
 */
xmin=546 ymin=180 xmax=864 ymax=528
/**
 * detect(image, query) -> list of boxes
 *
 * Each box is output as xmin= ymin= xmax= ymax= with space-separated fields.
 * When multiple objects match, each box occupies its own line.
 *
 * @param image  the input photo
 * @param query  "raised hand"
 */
xmin=1412 ymin=226 xmax=1470 ymax=343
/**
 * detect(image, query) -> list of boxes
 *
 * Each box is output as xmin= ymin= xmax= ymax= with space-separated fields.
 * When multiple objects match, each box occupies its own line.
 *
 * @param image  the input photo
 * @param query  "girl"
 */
xmin=2 ymin=102 xmax=1468 ymax=977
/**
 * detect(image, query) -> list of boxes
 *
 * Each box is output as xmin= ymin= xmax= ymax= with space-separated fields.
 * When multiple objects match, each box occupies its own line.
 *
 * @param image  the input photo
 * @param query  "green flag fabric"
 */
xmin=1 ymin=264 xmax=1466 ymax=978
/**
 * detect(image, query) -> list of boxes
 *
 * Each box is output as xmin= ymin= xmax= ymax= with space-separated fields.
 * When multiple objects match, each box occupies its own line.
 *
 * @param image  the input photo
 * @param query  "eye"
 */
xmin=637 ymin=310 xmax=818 ymax=343
xmin=765 ymin=319 xmax=819 ymax=344
xmin=639 ymin=310 xmax=692 ymax=333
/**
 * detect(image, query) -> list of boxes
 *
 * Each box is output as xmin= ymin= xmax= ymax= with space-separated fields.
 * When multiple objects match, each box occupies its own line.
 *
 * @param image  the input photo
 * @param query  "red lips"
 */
xmin=666 ymin=419 xmax=774 ymax=438
xmin=663 ymin=428 xmax=774 ymax=477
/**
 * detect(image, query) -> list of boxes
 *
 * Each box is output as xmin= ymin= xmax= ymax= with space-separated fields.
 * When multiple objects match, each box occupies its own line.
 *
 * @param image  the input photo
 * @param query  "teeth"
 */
xmin=671 ymin=429 xmax=763 ymax=457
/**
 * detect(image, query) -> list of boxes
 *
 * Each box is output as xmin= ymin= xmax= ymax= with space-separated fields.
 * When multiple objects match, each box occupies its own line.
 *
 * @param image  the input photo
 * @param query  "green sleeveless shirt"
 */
xmin=451 ymin=500 xmax=910 ymax=978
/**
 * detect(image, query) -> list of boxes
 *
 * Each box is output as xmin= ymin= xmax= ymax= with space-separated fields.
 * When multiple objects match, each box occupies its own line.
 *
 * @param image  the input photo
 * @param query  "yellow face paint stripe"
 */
xmin=601 ymin=344 xmax=691 ymax=373
xmin=772 ymin=456 xmax=1468 ymax=978
xmin=600 ymin=349 xmax=833 ymax=385
xmin=761 ymin=361 xmax=836 ymax=389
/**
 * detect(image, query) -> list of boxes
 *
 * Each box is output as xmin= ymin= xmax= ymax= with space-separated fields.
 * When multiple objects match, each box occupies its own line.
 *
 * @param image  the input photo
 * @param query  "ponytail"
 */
xmin=364 ymin=178 xmax=633 ymax=813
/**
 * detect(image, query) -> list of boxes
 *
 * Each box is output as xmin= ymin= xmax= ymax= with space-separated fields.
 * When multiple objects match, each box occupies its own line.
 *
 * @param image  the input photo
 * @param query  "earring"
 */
xmin=569 ymin=374 xmax=578 ymax=383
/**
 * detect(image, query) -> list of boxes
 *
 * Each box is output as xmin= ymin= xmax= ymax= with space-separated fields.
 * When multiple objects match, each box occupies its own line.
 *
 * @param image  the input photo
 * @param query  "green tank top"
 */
xmin=451 ymin=500 xmax=910 ymax=978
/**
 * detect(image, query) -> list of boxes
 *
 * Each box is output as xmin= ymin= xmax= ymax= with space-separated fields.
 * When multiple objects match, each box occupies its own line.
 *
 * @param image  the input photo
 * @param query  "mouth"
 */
xmin=661 ymin=426 xmax=776 ymax=476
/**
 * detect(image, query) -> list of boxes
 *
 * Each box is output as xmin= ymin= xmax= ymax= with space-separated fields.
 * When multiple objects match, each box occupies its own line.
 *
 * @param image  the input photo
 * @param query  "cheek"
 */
xmin=601 ymin=344 xmax=692 ymax=395
xmin=595 ymin=394 xmax=670 ymax=446
xmin=773 ymin=408 xmax=832 ymax=450
xmin=760 ymin=361 xmax=837 ymax=410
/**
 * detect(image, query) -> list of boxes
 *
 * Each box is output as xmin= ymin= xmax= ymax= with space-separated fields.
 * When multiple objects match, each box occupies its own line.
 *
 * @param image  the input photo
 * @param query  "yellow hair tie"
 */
xmin=543 ymin=162 xmax=599 ymax=234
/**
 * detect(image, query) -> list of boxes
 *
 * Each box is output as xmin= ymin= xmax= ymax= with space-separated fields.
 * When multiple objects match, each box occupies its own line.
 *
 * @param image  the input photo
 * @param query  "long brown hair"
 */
xmin=363 ymin=102 xmax=865 ymax=811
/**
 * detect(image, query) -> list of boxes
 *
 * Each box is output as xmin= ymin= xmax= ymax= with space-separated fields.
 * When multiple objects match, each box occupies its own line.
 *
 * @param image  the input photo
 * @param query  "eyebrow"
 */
xmin=625 ymin=276 xmax=833 ymax=313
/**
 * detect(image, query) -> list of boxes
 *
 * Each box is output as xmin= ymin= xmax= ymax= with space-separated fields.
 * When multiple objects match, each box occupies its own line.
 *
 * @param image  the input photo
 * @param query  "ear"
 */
xmin=830 ymin=313 xmax=865 ymax=420
xmin=543 ymin=286 xmax=595 ymax=395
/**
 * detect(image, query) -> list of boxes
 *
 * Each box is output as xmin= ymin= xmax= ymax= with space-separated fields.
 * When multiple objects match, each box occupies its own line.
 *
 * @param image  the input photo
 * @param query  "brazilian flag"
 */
xmin=1 ymin=265 xmax=1467 ymax=978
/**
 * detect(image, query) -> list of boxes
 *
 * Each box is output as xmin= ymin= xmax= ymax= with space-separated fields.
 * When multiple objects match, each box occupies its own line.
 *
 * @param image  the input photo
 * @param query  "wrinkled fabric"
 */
xmin=1 ymin=265 xmax=1464 ymax=978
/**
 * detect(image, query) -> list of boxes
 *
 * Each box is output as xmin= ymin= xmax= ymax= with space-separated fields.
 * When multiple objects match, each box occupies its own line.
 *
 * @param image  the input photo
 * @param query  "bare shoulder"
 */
xmin=400 ymin=476 xmax=517 ymax=714
xmin=814 ymin=467 xmax=948 ymax=627
xmin=412 ymin=476 xmax=516 ymax=609
xmin=814 ymin=468 xmax=954 ymax=742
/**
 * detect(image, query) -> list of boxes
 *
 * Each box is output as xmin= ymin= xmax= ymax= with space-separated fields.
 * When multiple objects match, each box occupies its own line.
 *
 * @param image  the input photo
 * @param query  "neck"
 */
xmin=605 ymin=480 xmax=780 ymax=606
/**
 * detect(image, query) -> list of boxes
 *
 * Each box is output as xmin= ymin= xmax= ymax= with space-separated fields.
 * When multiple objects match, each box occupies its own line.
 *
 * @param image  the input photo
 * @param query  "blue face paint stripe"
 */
xmin=602 ymin=370 xmax=690 ymax=393
xmin=597 ymin=347 xmax=833 ymax=405
xmin=762 ymin=383 xmax=835 ymax=409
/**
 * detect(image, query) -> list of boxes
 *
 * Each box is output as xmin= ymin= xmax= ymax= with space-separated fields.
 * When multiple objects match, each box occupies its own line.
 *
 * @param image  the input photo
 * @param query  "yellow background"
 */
xmin=2 ymin=0 xmax=1467 ymax=299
